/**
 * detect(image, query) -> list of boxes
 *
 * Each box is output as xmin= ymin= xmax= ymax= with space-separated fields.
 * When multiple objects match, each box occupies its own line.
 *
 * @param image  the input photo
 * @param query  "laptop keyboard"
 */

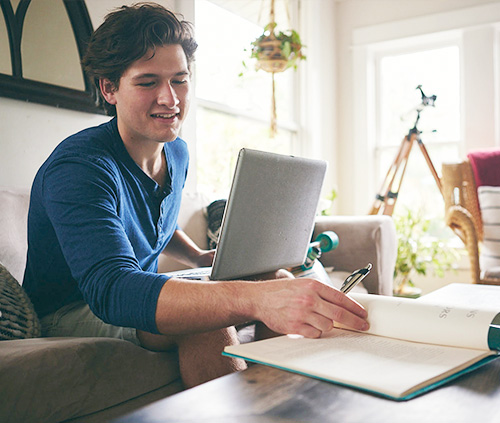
xmin=163 ymin=267 xmax=212 ymax=280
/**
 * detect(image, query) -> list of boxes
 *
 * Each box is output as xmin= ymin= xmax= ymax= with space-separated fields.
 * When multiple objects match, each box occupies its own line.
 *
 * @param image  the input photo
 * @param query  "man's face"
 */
xmin=101 ymin=44 xmax=191 ymax=146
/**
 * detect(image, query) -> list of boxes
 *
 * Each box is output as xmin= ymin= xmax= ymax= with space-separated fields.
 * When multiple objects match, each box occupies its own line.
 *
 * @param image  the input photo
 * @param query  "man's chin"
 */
xmin=156 ymin=129 xmax=180 ymax=143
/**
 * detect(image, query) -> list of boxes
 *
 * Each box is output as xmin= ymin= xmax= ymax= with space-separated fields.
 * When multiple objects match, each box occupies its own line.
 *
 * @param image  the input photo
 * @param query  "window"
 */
xmin=374 ymin=43 xmax=461 ymax=234
xmin=194 ymin=0 xmax=299 ymax=196
xmin=352 ymin=4 xmax=500 ymax=220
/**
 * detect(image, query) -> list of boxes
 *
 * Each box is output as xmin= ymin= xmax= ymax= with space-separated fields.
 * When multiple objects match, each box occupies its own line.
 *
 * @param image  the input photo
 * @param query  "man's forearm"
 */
xmin=154 ymin=277 xmax=370 ymax=338
xmin=154 ymin=278 xmax=256 ymax=335
xmin=161 ymin=229 xmax=210 ymax=268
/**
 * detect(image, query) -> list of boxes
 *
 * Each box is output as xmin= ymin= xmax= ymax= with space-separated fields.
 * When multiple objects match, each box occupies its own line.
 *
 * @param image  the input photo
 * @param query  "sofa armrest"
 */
xmin=0 ymin=337 xmax=182 ymax=423
xmin=313 ymin=215 xmax=397 ymax=296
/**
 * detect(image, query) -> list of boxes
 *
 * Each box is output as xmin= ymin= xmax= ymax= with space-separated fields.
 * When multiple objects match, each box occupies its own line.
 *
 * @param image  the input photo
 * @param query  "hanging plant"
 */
xmin=242 ymin=0 xmax=306 ymax=137
xmin=250 ymin=22 xmax=305 ymax=73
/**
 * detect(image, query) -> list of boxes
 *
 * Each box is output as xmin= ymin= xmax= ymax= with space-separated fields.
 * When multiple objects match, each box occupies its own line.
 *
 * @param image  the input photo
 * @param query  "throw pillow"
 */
xmin=206 ymin=199 xmax=227 ymax=249
xmin=0 ymin=263 xmax=41 ymax=340
xmin=478 ymin=186 xmax=500 ymax=272
xmin=467 ymin=149 xmax=500 ymax=188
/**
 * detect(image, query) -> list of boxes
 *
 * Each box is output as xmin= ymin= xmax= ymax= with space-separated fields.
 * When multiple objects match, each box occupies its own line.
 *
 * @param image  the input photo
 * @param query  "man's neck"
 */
xmin=122 ymin=137 xmax=168 ymax=188
xmin=139 ymin=149 xmax=167 ymax=188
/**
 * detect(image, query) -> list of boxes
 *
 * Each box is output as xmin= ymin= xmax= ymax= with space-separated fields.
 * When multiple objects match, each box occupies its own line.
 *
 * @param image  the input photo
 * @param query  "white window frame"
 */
xmin=176 ymin=0 xmax=305 ymax=192
xmin=351 ymin=2 xmax=500 ymax=215
xmin=175 ymin=0 xmax=335 ymax=194
xmin=372 ymin=37 xmax=462 ymax=203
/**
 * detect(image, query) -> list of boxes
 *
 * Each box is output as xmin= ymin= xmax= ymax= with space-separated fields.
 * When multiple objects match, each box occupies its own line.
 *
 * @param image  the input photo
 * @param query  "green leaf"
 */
xmin=282 ymin=41 xmax=292 ymax=59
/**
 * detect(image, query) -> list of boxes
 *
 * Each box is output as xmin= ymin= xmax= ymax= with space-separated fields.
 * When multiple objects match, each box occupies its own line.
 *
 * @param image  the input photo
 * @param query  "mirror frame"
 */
xmin=0 ymin=0 xmax=104 ymax=115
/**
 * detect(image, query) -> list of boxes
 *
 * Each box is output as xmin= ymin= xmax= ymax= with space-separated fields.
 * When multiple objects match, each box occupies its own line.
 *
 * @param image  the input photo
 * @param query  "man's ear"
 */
xmin=99 ymin=78 xmax=118 ymax=105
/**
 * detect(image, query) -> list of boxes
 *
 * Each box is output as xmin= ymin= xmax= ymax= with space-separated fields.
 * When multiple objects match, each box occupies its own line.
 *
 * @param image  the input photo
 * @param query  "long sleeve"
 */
xmin=23 ymin=119 xmax=189 ymax=333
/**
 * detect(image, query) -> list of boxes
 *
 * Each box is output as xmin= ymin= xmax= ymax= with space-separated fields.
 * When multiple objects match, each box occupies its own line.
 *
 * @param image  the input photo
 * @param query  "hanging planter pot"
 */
xmin=247 ymin=18 xmax=305 ymax=137
xmin=251 ymin=22 xmax=305 ymax=73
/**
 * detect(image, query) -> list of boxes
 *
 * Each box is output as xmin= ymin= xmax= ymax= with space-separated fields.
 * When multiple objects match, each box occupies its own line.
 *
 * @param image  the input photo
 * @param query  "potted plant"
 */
xmin=319 ymin=189 xmax=338 ymax=216
xmin=250 ymin=22 xmax=305 ymax=73
xmin=393 ymin=208 xmax=460 ymax=297
xmin=241 ymin=0 xmax=306 ymax=137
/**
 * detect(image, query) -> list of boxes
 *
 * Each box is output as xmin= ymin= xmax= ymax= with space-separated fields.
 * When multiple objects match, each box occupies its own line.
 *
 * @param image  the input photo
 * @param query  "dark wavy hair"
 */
xmin=82 ymin=2 xmax=198 ymax=116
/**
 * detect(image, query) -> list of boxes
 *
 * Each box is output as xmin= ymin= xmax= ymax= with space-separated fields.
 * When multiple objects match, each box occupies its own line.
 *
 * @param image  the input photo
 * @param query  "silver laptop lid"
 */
xmin=211 ymin=148 xmax=327 ymax=280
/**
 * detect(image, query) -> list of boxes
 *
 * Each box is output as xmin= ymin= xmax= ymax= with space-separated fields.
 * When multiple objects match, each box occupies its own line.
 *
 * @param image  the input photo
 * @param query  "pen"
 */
xmin=340 ymin=263 xmax=372 ymax=294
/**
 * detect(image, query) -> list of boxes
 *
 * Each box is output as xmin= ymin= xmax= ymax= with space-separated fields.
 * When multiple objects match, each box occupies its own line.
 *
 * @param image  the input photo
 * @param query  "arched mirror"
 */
xmin=0 ymin=0 xmax=103 ymax=114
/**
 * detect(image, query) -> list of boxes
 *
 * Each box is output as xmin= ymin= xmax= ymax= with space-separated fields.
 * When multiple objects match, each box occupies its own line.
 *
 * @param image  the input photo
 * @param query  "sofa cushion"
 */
xmin=0 ymin=337 xmax=181 ymax=423
xmin=0 ymin=264 xmax=40 ymax=340
xmin=478 ymin=186 xmax=500 ymax=275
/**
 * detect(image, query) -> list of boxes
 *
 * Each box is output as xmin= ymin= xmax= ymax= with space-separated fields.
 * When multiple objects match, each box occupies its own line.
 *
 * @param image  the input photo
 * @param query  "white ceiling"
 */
xmin=208 ymin=0 xmax=293 ymax=27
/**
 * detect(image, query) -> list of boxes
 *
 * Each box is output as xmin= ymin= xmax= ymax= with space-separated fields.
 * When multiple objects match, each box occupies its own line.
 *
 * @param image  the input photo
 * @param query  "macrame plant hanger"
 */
xmin=261 ymin=0 xmax=280 ymax=136
xmin=252 ymin=0 xmax=304 ymax=137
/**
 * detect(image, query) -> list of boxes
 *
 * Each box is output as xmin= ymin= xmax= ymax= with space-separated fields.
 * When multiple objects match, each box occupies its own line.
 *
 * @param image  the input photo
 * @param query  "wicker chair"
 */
xmin=441 ymin=159 xmax=500 ymax=285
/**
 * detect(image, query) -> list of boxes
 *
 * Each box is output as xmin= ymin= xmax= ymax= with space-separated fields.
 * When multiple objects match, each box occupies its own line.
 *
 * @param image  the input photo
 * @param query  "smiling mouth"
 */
xmin=151 ymin=113 xmax=179 ymax=119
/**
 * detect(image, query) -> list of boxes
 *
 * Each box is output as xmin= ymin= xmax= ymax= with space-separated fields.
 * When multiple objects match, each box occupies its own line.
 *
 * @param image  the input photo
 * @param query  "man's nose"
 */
xmin=157 ymin=83 xmax=179 ymax=107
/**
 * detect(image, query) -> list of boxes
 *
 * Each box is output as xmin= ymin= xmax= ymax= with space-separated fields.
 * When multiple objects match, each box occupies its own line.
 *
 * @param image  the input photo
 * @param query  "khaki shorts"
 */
xmin=40 ymin=300 xmax=140 ymax=346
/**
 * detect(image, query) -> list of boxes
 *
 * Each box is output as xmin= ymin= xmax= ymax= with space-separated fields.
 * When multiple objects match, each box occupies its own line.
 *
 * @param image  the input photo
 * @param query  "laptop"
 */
xmin=166 ymin=148 xmax=328 ymax=280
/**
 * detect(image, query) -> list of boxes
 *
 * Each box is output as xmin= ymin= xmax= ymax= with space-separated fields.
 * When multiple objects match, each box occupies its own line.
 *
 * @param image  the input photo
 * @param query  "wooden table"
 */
xmin=114 ymin=357 xmax=500 ymax=423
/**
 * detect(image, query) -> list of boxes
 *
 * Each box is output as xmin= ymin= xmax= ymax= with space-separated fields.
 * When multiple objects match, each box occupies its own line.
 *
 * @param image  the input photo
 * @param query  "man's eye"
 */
xmin=138 ymin=82 xmax=155 ymax=87
xmin=173 ymin=79 xmax=188 ymax=85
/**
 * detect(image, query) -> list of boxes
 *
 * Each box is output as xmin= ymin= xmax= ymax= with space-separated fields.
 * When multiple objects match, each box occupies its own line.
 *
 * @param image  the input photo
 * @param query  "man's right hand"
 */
xmin=155 ymin=276 xmax=369 ymax=338
xmin=248 ymin=278 xmax=370 ymax=338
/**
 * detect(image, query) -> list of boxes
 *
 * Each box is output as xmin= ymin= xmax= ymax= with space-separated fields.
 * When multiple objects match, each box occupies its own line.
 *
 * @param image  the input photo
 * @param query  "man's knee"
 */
xmin=176 ymin=326 xmax=240 ymax=351
xmin=136 ymin=330 xmax=178 ymax=352
xmin=176 ymin=327 xmax=246 ymax=388
xmin=137 ymin=326 xmax=241 ymax=353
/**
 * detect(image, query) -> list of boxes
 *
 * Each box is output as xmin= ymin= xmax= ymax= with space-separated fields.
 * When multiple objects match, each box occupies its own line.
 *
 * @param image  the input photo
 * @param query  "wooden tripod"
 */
xmin=369 ymin=112 xmax=443 ymax=216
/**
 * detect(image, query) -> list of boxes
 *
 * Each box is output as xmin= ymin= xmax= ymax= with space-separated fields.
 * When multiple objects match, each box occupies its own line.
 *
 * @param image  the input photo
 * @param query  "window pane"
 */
xmin=376 ymin=45 xmax=461 ymax=226
xmin=194 ymin=0 xmax=298 ymax=195
xmin=195 ymin=0 xmax=295 ymax=122
xmin=379 ymin=46 xmax=460 ymax=146
xmin=196 ymin=107 xmax=293 ymax=197
xmin=377 ymin=144 xmax=459 ymax=220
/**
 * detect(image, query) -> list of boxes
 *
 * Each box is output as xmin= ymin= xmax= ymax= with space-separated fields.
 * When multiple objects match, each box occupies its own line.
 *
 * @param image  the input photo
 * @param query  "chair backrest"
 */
xmin=441 ymin=160 xmax=483 ymax=242
xmin=442 ymin=151 xmax=500 ymax=285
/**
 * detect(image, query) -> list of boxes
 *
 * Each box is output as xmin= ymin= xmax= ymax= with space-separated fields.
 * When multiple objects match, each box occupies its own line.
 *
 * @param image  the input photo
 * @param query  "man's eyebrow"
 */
xmin=132 ymin=71 xmax=190 ymax=80
xmin=174 ymin=71 xmax=190 ymax=77
xmin=132 ymin=73 xmax=158 ymax=80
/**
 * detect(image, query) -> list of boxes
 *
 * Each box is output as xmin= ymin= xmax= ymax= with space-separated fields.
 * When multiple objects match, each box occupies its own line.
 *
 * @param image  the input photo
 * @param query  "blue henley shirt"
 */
xmin=23 ymin=117 xmax=188 ymax=334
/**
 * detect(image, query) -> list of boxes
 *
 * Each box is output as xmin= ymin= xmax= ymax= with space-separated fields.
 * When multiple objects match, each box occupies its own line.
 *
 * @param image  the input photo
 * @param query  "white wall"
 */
xmin=298 ymin=0 xmax=337 ymax=199
xmin=0 ymin=99 xmax=108 ymax=189
xmin=0 ymin=0 xmax=177 ymax=192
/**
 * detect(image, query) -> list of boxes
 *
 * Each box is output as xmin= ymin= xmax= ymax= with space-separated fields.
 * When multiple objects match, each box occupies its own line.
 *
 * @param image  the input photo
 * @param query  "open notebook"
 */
xmin=165 ymin=148 xmax=327 ymax=281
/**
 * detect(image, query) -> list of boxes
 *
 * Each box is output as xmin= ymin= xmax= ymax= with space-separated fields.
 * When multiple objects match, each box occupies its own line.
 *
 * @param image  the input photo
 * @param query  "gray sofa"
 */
xmin=0 ymin=186 xmax=396 ymax=422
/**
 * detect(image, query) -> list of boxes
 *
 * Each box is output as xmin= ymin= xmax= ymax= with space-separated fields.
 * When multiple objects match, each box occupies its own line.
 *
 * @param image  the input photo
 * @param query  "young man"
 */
xmin=23 ymin=3 xmax=369 ymax=389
